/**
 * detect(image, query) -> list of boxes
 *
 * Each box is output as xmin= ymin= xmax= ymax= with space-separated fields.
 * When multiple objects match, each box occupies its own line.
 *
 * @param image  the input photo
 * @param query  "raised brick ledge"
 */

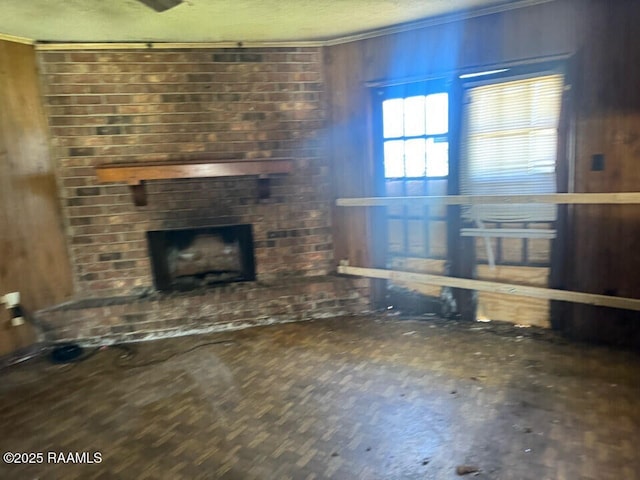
xmin=35 ymin=275 xmax=371 ymax=345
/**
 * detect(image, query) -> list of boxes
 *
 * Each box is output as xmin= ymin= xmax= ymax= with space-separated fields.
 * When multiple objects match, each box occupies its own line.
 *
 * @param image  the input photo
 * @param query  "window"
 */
xmin=382 ymin=92 xmax=449 ymax=178
xmin=375 ymin=82 xmax=450 ymax=264
xmin=460 ymin=74 xmax=564 ymax=223
xmin=372 ymin=68 xmax=565 ymax=280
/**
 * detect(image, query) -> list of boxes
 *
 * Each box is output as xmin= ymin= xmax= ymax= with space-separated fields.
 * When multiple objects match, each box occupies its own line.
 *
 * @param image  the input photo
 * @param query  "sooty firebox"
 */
xmin=147 ymin=224 xmax=256 ymax=292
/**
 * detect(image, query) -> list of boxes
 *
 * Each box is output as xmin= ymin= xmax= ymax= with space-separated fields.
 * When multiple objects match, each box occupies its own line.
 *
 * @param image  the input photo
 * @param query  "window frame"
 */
xmin=460 ymin=69 xmax=565 ymax=222
xmin=456 ymin=61 xmax=567 ymax=267
xmin=373 ymin=78 xmax=452 ymax=183
xmin=368 ymin=58 xmax=571 ymax=311
xmin=370 ymin=60 xmax=568 ymax=269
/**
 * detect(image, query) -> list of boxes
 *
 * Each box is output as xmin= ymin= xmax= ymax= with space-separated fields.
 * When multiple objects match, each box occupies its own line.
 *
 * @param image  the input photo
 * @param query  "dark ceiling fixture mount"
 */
xmin=136 ymin=0 xmax=183 ymax=12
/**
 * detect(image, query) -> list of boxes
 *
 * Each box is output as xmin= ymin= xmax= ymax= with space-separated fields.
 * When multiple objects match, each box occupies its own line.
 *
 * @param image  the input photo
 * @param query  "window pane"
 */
xmin=404 ymin=138 xmax=426 ymax=177
xmin=426 ymin=138 xmax=448 ymax=177
xmin=403 ymin=96 xmax=425 ymax=137
xmin=383 ymin=98 xmax=404 ymax=138
xmin=381 ymin=89 xmax=448 ymax=180
xmin=425 ymin=93 xmax=448 ymax=135
xmin=384 ymin=140 xmax=404 ymax=177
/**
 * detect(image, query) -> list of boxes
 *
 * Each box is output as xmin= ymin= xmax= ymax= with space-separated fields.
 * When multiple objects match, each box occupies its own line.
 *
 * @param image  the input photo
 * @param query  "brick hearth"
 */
xmin=37 ymin=276 xmax=369 ymax=344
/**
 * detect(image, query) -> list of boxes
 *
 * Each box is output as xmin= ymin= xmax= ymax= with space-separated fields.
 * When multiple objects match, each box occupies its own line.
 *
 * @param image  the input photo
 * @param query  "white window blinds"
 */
xmin=460 ymin=74 xmax=564 ymax=223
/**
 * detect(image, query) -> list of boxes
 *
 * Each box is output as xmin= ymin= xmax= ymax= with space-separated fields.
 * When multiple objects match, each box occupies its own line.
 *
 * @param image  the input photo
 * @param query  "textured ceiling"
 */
xmin=0 ymin=0 xmax=526 ymax=43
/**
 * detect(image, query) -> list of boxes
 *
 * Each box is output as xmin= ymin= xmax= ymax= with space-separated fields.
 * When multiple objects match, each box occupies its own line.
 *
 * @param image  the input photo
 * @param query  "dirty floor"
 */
xmin=0 ymin=315 xmax=639 ymax=479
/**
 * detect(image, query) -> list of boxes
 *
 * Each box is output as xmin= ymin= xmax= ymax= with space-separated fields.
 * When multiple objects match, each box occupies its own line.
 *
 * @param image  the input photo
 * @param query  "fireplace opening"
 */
xmin=147 ymin=224 xmax=256 ymax=292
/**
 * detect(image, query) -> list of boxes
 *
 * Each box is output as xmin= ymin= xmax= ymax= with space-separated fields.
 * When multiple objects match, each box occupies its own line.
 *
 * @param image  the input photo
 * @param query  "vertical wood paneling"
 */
xmin=325 ymin=42 xmax=376 ymax=268
xmin=566 ymin=0 xmax=640 ymax=346
xmin=0 ymin=40 xmax=73 ymax=355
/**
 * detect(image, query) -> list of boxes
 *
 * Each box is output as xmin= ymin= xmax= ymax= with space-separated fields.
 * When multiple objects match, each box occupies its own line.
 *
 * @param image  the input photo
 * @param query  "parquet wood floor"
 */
xmin=0 ymin=315 xmax=638 ymax=479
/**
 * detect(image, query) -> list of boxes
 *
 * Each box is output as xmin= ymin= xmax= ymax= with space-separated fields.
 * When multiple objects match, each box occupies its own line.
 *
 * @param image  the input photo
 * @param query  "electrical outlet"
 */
xmin=591 ymin=154 xmax=605 ymax=171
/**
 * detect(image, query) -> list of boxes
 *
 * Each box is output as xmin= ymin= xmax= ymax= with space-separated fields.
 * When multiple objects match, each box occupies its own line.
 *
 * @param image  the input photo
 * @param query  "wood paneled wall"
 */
xmin=0 ymin=40 xmax=73 ymax=355
xmin=326 ymin=0 xmax=640 ymax=345
xmin=564 ymin=0 xmax=640 ymax=346
xmin=325 ymin=45 xmax=376 ymax=268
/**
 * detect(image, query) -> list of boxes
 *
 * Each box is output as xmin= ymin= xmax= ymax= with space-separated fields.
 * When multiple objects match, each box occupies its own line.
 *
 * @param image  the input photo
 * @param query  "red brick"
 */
xmin=39 ymin=47 xmax=340 ymax=297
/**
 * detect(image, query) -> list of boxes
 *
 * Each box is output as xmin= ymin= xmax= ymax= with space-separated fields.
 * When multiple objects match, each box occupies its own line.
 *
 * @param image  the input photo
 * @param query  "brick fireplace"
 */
xmin=35 ymin=47 xmax=370 ymax=342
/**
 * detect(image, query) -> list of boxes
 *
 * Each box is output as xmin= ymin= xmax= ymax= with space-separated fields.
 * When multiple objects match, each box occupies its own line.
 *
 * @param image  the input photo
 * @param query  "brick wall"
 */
xmin=38 ymin=48 xmax=335 ymax=298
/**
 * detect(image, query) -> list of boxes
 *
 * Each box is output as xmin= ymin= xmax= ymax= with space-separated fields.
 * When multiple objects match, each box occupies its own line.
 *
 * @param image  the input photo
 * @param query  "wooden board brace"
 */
xmin=336 ymin=192 xmax=640 ymax=207
xmin=337 ymin=265 xmax=640 ymax=312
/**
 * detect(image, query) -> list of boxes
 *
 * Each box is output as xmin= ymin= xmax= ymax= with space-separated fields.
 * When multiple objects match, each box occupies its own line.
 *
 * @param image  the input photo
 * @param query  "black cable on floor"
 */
xmin=111 ymin=339 xmax=236 ymax=369
xmin=0 ymin=340 xmax=236 ymax=388
xmin=49 ymin=344 xmax=102 ymax=364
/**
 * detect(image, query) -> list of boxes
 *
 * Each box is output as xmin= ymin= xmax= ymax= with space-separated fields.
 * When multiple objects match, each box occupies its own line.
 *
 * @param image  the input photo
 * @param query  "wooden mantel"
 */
xmin=95 ymin=159 xmax=293 ymax=206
